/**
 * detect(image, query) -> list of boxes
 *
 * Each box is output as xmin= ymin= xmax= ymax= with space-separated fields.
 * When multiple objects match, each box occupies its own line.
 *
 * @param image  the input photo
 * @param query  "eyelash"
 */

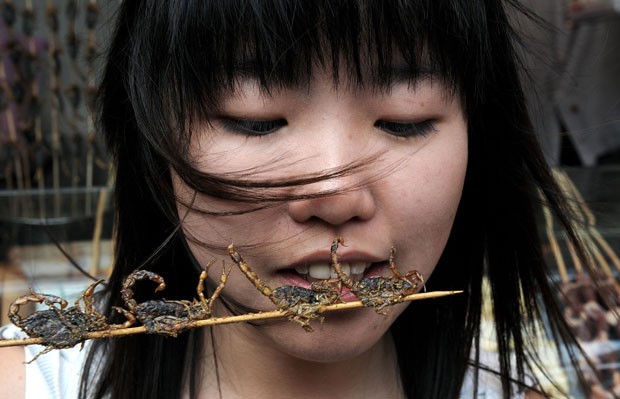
xmin=219 ymin=117 xmax=437 ymax=138
xmin=373 ymin=120 xmax=437 ymax=138
xmin=220 ymin=118 xmax=287 ymax=136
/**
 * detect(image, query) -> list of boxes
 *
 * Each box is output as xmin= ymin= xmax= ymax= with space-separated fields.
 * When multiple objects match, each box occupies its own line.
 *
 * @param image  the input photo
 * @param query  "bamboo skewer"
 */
xmin=46 ymin=1 xmax=62 ymax=216
xmin=89 ymin=174 xmax=113 ymax=276
xmin=27 ymin=31 xmax=47 ymax=219
xmin=543 ymin=202 xmax=569 ymax=284
xmin=0 ymin=290 xmax=462 ymax=348
xmin=552 ymin=169 xmax=620 ymax=297
xmin=84 ymin=0 xmax=100 ymax=216
xmin=566 ymin=237 xmax=584 ymax=275
xmin=556 ymin=170 xmax=620 ymax=275
xmin=0 ymin=62 xmax=24 ymax=193
xmin=0 ymin=0 xmax=26 ymax=195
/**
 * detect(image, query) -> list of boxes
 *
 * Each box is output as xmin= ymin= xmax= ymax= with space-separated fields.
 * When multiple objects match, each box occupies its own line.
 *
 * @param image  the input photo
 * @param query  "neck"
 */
xmin=191 ymin=324 xmax=404 ymax=399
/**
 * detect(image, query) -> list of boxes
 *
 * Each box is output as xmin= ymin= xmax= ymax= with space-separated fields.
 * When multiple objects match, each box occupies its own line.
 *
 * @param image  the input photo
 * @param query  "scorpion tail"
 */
xmin=330 ymin=238 xmax=356 ymax=290
xmin=227 ymin=244 xmax=276 ymax=303
xmin=121 ymin=270 xmax=166 ymax=310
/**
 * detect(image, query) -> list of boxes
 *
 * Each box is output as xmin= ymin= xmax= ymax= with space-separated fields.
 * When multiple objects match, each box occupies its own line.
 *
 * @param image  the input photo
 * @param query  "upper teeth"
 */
xmin=295 ymin=262 xmax=368 ymax=279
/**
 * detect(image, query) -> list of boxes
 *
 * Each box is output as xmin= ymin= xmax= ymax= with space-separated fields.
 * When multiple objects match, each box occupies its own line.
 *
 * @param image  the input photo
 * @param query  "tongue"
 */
xmin=364 ymin=261 xmax=388 ymax=278
xmin=280 ymin=270 xmax=312 ymax=289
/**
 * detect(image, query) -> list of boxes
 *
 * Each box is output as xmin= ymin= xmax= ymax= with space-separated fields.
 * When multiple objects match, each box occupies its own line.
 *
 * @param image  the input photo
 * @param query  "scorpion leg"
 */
xmin=28 ymin=346 xmax=55 ymax=364
xmin=196 ymin=259 xmax=216 ymax=304
xmin=207 ymin=263 xmax=231 ymax=309
xmin=388 ymin=247 xmax=425 ymax=293
xmin=111 ymin=307 xmax=137 ymax=329
xmin=196 ymin=259 xmax=229 ymax=311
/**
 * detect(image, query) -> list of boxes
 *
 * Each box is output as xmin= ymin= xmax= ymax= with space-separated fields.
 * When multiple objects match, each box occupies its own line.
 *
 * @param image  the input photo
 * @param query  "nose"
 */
xmin=287 ymin=176 xmax=377 ymax=225
xmin=286 ymin=84 xmax=378 ymax=226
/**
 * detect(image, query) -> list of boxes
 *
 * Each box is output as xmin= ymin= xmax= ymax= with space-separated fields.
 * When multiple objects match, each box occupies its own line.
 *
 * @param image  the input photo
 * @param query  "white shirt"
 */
xmin=1 ymin=324 xmax=86 ymax=399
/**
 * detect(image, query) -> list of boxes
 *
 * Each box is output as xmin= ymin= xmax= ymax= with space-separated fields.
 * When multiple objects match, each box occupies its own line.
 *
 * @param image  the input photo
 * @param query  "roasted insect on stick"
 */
xmin=3 ymin=240 xmax=454 ymax=357
xmin=9 ymin=280 xmax=110 ymax=362
xmin=330 ymin=237 xmax=425 ymax=313
xmin=228 ymin=244 xmax=342 ymax=331
xmin=2 ymin=290 xmax=463 ymax=353
xmin=113 ymin=261 xmax=230 ymax=337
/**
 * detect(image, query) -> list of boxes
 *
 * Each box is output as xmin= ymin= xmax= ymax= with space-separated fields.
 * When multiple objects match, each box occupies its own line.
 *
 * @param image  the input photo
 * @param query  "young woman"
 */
xmin=0 ymin=1 xmax=597 ymax=398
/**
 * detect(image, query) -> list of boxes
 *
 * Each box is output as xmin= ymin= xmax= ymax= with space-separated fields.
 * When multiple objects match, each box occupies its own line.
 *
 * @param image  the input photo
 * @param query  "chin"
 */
xmin=259 ymin=304 xmax=408 ymax=363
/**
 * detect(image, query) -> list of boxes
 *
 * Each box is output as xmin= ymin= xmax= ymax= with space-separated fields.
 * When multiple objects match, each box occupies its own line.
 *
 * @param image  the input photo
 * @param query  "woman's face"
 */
xmin=173 ymin=68 xmax=468 ymax=362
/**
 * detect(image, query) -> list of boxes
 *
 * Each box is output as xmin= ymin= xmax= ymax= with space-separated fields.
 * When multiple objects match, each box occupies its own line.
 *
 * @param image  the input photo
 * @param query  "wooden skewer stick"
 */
xmin=543 ymin=199 xmax=569 ymax=284
xmin=0 ymin=290 xmax=462 ymax=348
xmin=554 ymin=169 xmax=620 ymax=296
xmin=89 ymin=174 xmax=114 ymax=276
xmin=558 ymin=169 xmax=620 ymax=275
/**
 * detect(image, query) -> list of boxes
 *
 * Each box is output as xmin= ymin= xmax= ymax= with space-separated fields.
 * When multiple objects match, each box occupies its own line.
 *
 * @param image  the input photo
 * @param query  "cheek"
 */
xmin=396 ymin=137 xmax=467 ymax=219
xmin=171 ymin=169 xmax=284 ymax=248
xmin=386 ymin=131 xmax=468 ymax=267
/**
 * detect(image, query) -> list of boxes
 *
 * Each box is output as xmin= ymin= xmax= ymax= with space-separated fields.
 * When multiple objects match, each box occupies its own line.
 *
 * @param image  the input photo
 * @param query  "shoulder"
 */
xmin=0 ymin=345 xmax=25 ymax=398
xmin=0 ymin=325 xmax=26 ymax=398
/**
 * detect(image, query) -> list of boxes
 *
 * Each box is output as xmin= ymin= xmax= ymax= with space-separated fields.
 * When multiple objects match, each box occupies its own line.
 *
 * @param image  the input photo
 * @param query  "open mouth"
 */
xmin=278 ymin=261 xmax=390 ymax=287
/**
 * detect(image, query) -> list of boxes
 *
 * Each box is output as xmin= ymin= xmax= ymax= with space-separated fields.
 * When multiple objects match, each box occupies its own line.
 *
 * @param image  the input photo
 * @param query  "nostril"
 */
xmin=287 ymin=190 xmax=376 ymax=225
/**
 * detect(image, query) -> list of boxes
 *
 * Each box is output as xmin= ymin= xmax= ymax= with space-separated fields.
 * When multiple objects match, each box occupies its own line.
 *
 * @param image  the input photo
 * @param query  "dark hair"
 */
xmin=82 ymin=1 xmax=590 ymax=398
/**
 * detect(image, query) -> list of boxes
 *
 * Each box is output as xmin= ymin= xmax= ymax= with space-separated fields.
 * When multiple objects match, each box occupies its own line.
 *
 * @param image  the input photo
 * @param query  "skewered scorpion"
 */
xmin=228 ymin=244 xmax=342 ymax=332
xmin=114 ymin=261 xmax=229 ymax=336
xmin=9 ymin=280 xmax=109 ymax=361
xmin=330 ymin=237 xmax=425 ymax=313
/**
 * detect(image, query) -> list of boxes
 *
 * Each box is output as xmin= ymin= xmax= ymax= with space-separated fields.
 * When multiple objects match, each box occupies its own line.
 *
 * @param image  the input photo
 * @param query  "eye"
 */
xmin=220 ymin=118 xmax=287 ymax=136
xmin=374 ymin=119 xmax=437 ymax=138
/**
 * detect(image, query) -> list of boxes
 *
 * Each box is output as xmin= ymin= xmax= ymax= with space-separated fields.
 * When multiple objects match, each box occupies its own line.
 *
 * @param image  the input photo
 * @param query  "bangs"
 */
xmin=124 ymin=0 xmax=497 ymax=136
xmin=102 ymin=0 xmax=522 ymax=208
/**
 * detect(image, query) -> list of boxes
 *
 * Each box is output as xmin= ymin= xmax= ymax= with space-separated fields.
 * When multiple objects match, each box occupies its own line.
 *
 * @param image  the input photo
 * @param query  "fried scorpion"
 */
xmin=114 ymin=261 xmax=229 ymax=336
xmin=9 ymin=280 xmax=109 ymax=361
xmin=330 ymin=237 xmax=425 ymax=313
xmin=227 ymin=244 xmax=342 ymax=332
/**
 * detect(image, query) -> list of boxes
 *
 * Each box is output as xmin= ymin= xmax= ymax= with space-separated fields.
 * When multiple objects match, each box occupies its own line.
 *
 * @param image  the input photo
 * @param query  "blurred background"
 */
xmin=0 ymin=0 xmax=116 ymax=322
xmin=0 ymin=0 xmax=618 ymax=396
